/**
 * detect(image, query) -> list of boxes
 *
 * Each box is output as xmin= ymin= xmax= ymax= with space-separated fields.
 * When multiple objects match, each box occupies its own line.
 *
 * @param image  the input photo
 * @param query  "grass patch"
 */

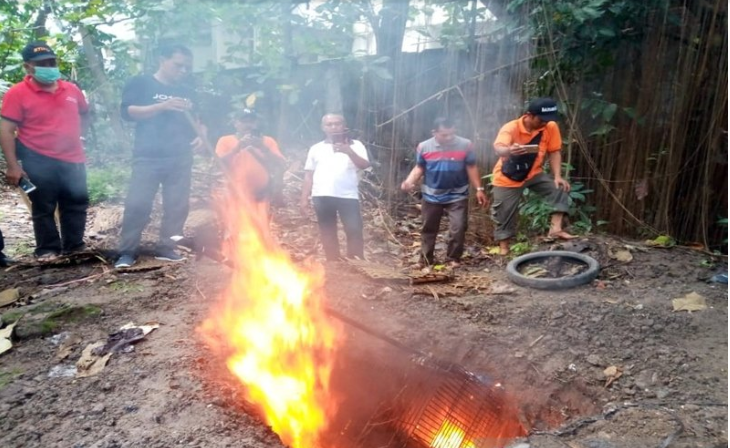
xmin=3 ymin=304 xmax=102 ymax=339
xmin=0 ymin=368 xmax=23 ymax=390
xmin=109 ymin=280 xmax=144 ymax=294
xmin=34 ymin=304 xmax=102 ymax=337
xmin=8 ymin=241 xmax=34 ymax=257
xmin=87 ymin=165 xmax=130 ymax=205
xmin=1 ymin=310 xmax=24 ymax=325
xmin=509 ymin=241 xmax=534 ymax=256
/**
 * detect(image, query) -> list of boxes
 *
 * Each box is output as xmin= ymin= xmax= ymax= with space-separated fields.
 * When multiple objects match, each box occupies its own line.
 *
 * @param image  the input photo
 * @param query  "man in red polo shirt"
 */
xmin=0 ymin=41 xmax=89 ymax=261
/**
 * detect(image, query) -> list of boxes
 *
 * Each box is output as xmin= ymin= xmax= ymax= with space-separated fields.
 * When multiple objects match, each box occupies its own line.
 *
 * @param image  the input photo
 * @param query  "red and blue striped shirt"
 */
xmin=416 ymin=136 xmax=476 ymax=204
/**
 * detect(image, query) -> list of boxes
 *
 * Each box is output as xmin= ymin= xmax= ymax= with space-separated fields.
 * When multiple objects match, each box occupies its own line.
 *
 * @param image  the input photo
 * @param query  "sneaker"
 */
xmin=114 ymin=254 xmax=136 ymax=269
xmin=154 ymin=248 xmax=185 ymax=262
xmin=0 ymin=253 xmax=15 ymax=267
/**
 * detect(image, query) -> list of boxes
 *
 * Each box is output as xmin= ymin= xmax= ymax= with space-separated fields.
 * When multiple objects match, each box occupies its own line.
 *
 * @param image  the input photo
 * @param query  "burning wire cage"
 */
xmin=396 ymin=356 xmax=526 ymax=448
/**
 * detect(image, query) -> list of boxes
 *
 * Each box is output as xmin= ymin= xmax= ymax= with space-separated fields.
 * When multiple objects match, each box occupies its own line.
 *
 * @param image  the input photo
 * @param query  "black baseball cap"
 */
xmin=527 ymin=98 xmax=560 ymax=122
xmin=21 ymin=41 xmax=56 ymax=62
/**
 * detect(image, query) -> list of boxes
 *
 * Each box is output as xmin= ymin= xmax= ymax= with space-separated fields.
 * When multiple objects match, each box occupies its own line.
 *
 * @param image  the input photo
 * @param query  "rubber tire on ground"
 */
xmin=506 ymin=250 xmax=600 ymax=290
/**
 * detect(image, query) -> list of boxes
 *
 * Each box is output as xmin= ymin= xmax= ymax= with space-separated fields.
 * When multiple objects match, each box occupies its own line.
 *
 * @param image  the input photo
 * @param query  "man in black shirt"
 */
xmin=115 ymin=44 xmax=204 ymax=268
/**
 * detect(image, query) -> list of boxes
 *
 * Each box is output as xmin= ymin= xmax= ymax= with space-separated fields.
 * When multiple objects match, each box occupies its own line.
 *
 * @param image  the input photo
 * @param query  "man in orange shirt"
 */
xmin=491 ymin=98 xmax=575 ymax=255
xmin=215 ymin=109 xmax=286 ymax=222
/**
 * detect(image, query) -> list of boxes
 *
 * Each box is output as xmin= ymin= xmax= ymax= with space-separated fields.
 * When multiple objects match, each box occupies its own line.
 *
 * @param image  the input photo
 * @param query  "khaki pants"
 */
xmin=491 ymin=172 xmax=570 ymax=241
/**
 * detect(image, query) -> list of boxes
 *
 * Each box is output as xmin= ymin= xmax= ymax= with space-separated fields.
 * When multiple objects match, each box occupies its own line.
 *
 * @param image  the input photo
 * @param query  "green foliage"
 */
xmin=519 ymin=190 xmax=554 ymax=231
xmin=86 ymin=165 xmax=130 ymax=205
xmin=519 ymin=164 xmax=598 ymax=235
xmin=645 ymin=235 xmax=676 ymax=247
xmin=509 ymin=240 xmax=533 ymax=256
xmin=507 ymin=0 xmax=671 ymax=91
xmin=494 ymin=161 xmax=600 ymax=236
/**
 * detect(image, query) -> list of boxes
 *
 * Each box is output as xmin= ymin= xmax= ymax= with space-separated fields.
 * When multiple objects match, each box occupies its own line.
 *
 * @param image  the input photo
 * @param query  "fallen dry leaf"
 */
xmin=0 ymin=318 xmax=21 ymax=356
xmin=523 ymin=266 xmax=548 ymax=278
xmin=0 ymin=288 xmax=20 ymax=308
xmin=603 ymin=365 xmax=623 ymax=388
xmin=76 ymin=342 xmax=112 ymax=378
xmin=487 ymin=246 xmax=502 ymax=255
xmin=57 ymin=333 xmax=82 ymax=360
xmin=610 ymin=249 xmax=633 ymax=263
xmin=490 ymin=283 xmax=516 ymax=294
xmin=119 ymin=321 xmax=160 ymax=336
xmin=672 ymin=292 xmax=707 ymax=312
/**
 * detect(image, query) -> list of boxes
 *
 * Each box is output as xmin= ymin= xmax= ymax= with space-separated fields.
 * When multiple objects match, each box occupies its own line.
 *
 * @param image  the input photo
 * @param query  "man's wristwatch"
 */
xmin=476 ymin=187 xmax=485 ymax=191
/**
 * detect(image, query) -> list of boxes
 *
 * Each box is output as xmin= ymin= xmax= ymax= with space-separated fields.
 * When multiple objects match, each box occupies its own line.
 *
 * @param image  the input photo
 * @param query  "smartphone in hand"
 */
xmin=331 ymin=131 xmax=350 ymax=145
xmin=18 ymin=176 xmax=37 ymax=194
xmin=519 ymin=144 xmax=540 ymax=154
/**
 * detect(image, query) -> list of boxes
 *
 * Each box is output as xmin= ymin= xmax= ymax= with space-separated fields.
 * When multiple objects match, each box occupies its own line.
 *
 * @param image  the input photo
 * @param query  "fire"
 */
xmin=431 ymin=419 xmax=476 ymax=448
xmin=201 ymin=190 xmax=342 ymax=448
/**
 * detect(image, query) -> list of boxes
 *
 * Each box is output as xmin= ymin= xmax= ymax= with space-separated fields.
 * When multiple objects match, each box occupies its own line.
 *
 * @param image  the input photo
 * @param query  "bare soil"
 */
xmin=0 ymin=180 xmax=727 ymax=448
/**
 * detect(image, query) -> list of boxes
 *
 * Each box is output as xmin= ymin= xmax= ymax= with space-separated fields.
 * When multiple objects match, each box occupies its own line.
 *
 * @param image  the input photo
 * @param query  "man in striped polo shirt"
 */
xmin=401 ymin=117 xmax=488 ymax=267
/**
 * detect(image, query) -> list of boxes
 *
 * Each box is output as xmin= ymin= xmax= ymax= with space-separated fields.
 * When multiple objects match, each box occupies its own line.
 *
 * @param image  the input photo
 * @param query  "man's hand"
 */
xmin=158 ymin=97 xmax=192 ymax=112
xmin=5 ymin=164 xmax=26 ymax=187
xmin=190 ymin=123 xmax=209 ymax=153
xmin=401 ymin=180 xmax=416 ymax=192
xmin=508 ymin=143 xmax=528 ymax=156
xmin=554 ymin=177 xmax=571 ymax=192
xmin=240 ymin=134 xmax=264 ymax=150
xmin=475 ymin=190 xmax=488 ymax=208
xmin=333 ymin=142 xmax=353 ymax=155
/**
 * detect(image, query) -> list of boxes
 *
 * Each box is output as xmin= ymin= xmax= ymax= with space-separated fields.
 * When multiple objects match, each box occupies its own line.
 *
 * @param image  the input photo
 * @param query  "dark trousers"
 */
xmin=118 ymin=157 xmax=192 ymax=255
xmin=0 ymin=229 xmax=4 ymax=253
xmin=312 ymin=196 xmax=364 ymax=261
xmin=421 ymin=198 xmax=468 ymax=265
xmin=18 ymin=145 xmax=88 ymax=256
xmin=491 ymin=172 xmax=570 ymax=241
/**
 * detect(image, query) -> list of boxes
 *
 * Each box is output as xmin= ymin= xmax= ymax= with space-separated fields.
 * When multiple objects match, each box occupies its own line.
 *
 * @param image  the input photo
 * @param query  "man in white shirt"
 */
xmin=300 ymin=114 xmax=370 ymax=261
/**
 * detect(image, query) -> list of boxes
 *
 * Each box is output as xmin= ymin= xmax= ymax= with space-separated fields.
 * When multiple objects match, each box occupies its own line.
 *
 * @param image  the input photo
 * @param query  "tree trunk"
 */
xmin=78 ymin=26 xmax=128 ymax=154
xmin=374 ymin=0 xmax=410 ymax=58
xmin=32 ymin=3 xmax=51 ymax=39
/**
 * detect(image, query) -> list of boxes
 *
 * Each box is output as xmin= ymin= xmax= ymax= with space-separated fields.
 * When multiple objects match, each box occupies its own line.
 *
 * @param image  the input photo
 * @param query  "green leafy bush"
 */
xmin=86 ymin=165 xmax=130 ymax=205
xmin=519 ymin=177 xmax=599 ymax=235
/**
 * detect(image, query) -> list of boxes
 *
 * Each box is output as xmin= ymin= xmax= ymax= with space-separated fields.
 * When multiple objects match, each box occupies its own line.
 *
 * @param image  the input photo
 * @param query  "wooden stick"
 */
xmin=18 ymin=188 xmax=60 ymax=227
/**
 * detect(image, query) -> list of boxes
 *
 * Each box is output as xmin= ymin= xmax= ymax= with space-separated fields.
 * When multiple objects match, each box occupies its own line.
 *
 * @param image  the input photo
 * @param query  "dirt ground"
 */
xmin=0 ymin=177 xmax=727 ymax=448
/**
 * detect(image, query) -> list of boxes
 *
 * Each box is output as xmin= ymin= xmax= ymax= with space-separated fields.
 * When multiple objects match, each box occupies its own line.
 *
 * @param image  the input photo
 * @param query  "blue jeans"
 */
xmin=312 ymin=196 xmax=364 ymax=261
xmin=118 ymin=156 xmax=192 ymax=255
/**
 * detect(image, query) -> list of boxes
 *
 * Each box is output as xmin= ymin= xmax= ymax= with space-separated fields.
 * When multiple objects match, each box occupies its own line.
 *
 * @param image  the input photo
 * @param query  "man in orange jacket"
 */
xmin=215 ymin=109 xmax=286 ymax=223
xmin=491 ymin=98 xmax=576 ymax=255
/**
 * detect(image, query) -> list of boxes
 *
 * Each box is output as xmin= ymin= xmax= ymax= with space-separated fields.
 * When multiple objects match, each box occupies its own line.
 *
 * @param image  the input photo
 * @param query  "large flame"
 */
xmin=431 ymin=419 xmax=476 ymax=448
xmin=201 ymin=187 xmax=342 ymax=448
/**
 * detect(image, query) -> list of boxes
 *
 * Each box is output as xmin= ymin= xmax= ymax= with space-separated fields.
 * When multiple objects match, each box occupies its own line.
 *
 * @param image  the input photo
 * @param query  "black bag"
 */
xmin=500 ymin=131 xmax=542 ymax=182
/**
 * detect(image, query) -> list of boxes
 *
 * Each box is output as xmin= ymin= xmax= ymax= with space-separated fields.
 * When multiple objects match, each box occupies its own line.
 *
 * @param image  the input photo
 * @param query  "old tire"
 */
xmin=506 ymin=250 xmax=600 ymax=290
